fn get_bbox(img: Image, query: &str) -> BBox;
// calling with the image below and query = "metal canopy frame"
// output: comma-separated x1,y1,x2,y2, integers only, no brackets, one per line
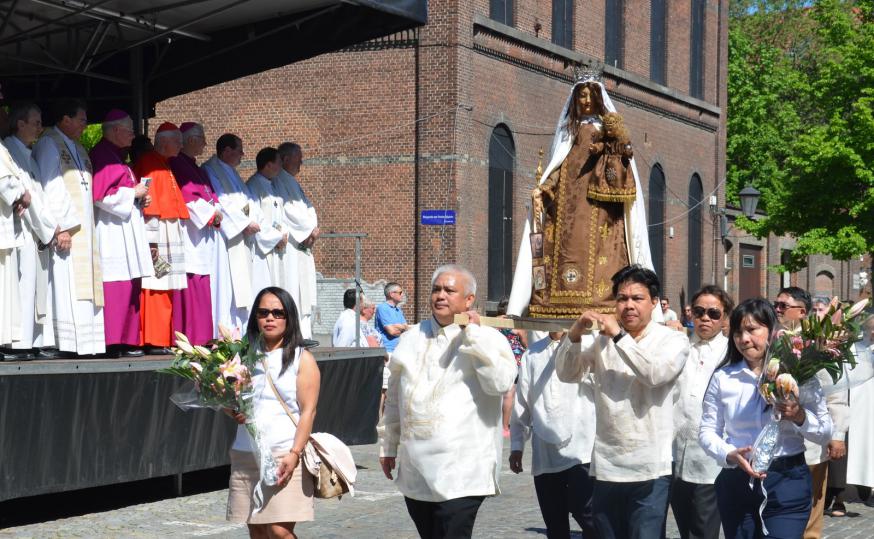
0,0,427,123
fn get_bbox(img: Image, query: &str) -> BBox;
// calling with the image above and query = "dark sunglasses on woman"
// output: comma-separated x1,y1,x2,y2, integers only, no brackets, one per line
255,308,287,319
691,306,723,320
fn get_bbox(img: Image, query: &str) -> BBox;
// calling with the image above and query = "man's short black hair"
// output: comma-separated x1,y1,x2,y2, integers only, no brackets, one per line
256,147,279,170
778,286,811,312
691,284,735,314
343,289,357,309
215,133,240,156
52,98,86,125
611,265,660,299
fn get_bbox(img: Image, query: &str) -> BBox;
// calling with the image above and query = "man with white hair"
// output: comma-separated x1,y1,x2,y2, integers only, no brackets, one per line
89,109,153,357
133,122,189,354
169,122,221,345
274,142,319,337
379,264,517,538
33,98,104,356
2,102,58,359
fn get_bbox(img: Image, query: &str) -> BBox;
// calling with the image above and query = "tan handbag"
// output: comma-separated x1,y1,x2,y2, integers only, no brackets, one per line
262,359,353,499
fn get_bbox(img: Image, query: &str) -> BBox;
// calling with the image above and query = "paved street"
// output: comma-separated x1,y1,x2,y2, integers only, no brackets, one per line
3,442,873,538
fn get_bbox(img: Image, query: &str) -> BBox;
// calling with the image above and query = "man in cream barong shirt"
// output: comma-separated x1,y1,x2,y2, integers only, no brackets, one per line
670,285,733,539
379,264,517,539
556,265,689,539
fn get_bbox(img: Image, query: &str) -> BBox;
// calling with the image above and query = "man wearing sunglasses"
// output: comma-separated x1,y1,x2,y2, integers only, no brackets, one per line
670,285,733,539
773,286,811,326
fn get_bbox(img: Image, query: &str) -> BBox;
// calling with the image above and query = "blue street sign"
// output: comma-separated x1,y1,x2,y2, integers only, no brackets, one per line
421,209,456,225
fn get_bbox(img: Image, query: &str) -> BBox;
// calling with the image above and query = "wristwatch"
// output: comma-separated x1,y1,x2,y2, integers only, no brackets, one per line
612,330,627,344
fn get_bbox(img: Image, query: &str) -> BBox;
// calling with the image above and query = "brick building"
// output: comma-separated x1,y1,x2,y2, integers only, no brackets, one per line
153,0,868,332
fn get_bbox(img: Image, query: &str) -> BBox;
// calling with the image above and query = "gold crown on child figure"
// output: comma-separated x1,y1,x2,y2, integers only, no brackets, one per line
573,65,604,85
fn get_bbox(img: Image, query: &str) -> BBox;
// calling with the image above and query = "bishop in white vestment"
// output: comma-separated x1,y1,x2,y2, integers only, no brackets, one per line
33,100,105,355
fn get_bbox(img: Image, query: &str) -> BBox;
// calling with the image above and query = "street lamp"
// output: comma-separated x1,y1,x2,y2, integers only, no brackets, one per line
738,185,761,219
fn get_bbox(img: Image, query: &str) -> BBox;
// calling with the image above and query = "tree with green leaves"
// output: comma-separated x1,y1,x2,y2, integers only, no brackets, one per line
727,0,873,271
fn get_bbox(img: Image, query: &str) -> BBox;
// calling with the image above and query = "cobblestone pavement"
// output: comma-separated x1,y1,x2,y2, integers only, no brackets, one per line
4,443,873,538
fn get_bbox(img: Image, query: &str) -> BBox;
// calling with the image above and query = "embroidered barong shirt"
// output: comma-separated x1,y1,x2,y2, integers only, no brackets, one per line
511,335,596,476
672,332,727,484
379,318,517,502
555,320,689,482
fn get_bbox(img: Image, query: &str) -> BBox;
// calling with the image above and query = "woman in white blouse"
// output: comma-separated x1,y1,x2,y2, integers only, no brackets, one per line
699,298,832,538
226,286,321,539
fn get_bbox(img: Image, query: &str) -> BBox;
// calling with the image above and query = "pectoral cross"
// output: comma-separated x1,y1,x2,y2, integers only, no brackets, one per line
80,176,90,191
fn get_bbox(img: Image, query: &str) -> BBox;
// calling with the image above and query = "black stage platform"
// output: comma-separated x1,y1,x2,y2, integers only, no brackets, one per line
0,347,384,502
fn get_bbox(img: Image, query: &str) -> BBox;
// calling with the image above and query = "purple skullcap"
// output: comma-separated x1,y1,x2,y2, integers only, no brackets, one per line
179,122,199,133
104,109,129,122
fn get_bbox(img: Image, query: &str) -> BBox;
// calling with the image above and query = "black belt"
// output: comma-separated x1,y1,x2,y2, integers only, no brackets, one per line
768,453,806,472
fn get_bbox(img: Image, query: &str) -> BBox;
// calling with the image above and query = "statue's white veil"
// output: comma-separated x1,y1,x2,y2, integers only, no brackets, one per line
506,78,664,322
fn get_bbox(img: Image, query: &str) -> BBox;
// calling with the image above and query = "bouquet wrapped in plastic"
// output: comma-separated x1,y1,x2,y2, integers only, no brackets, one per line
751,298,870,472
159,325,278,512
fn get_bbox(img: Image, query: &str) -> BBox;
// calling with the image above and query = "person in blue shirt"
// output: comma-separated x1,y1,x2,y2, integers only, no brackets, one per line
376,282,408,354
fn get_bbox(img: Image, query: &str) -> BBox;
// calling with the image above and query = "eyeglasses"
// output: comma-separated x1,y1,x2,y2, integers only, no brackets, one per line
255,308,287,319
772,301,804,312
691,306,723,321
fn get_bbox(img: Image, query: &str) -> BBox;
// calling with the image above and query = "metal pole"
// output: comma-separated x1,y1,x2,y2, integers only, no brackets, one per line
354,236,362,347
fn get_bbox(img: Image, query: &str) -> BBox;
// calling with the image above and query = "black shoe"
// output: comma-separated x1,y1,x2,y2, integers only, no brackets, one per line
144,346,173,356
36,348,67,359
122,347,145,357
0,348,36,361
301,339,320,349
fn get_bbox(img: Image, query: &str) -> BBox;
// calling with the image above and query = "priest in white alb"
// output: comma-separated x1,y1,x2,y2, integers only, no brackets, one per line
33,98,105,356
3,103,58,359
246,147,287,291
90,109,153,357
0,120,28,353
275,142,319,338
379,264,517,538
202,133,261,332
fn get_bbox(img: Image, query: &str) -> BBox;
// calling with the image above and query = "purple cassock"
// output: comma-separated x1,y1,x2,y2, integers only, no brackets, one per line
90,138,143,347
169,151,218,345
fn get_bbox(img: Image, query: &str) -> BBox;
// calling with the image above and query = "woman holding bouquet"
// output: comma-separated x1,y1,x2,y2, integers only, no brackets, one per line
226,287,321,538
699,298,832,538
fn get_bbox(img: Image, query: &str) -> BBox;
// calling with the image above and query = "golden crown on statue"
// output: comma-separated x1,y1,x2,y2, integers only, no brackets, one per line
573,65,604,84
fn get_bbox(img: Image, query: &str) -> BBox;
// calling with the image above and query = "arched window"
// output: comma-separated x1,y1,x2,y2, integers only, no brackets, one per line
650,0,667,85
815,271,835,297
688,174,703,295
689,0,705,98
648,164,666,286
490,0,513,26
605,0,624,68
552,0,573,48
488,125,515,302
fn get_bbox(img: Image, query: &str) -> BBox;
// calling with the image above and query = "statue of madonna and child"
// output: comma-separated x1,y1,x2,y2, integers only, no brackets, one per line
506,68,662,320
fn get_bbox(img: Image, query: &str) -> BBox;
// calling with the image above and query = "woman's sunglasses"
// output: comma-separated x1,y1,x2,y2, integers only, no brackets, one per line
256,308,287,319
